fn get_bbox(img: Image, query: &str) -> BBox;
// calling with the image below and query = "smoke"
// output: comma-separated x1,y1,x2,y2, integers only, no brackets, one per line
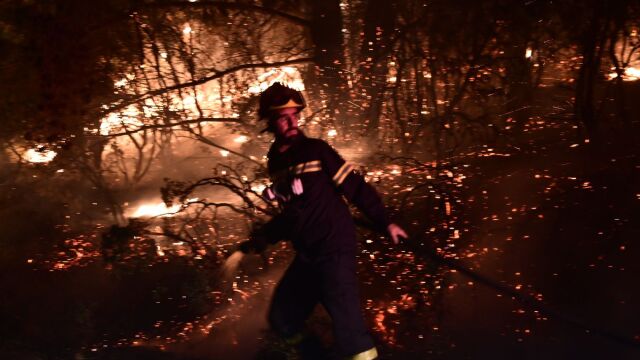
221,250,245,282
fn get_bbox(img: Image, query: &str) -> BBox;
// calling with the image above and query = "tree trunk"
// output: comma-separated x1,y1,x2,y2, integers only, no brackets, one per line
574,4,607,140
503,32,533,133
360,0,396,136
307,0,348,132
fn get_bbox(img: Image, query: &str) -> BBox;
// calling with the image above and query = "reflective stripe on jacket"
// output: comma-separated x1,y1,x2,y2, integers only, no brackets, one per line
261,134,390,255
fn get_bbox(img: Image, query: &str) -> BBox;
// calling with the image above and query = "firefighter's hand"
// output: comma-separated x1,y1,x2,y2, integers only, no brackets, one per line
261,186,276,201
387,223,408,244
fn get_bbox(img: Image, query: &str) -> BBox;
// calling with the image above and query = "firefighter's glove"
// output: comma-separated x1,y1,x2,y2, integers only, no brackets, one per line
238,240,254,254
262,178,302,202
238,234,268,254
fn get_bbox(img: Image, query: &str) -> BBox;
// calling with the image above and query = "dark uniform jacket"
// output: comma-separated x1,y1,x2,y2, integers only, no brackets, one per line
259,133,390,256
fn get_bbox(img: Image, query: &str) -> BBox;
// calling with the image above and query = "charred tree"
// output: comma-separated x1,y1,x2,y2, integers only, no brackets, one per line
307,0,349,131
500,2,536,133
573,2,609,140
359,0,397,136
606,0,638,131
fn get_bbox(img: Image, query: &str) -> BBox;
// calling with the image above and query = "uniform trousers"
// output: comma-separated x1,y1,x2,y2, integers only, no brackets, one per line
268,251,375,357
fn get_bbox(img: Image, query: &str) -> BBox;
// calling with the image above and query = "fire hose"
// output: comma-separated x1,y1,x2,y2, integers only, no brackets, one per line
395,232,640,350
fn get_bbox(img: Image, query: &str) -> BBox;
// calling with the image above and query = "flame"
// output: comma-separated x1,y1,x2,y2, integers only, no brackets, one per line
247,66,305,94
93,27,308,186
129,198,199,218
99,64,305,137
114,78,128,88
251,184,267,193
99,105,145,136
24,146,57,163
233,135,248,143
609,66,640,81
131,202,181,218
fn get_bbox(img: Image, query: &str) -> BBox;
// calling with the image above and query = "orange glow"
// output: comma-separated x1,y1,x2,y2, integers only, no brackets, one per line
130,202,181,218
128,198,199,218
99,105,145,136
247,67,305,94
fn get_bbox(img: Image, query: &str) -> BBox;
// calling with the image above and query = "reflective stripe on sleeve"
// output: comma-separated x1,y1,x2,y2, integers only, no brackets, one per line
347,347,378,360
332,162,354,186
291,160,322,175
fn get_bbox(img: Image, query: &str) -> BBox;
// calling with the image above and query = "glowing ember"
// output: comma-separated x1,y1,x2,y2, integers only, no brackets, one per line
47,231,103,271
220,150,230,157
24,146,57,163
327,129,338,137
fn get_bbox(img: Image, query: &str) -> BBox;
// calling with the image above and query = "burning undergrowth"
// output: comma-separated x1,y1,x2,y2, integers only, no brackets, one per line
352,156,474,350
96,155,474,355
12,149,470,357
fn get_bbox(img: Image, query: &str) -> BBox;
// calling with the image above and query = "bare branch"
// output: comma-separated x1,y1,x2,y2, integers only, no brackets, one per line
105,117,243,137
140,1,311,27
184,127,264,166
102,57,316,115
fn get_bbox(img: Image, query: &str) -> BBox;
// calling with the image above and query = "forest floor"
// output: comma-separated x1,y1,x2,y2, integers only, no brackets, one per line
1,116,639,360
102,121,640,359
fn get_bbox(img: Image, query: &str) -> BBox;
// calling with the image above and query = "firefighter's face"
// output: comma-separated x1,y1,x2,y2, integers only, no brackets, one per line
273,107,300,138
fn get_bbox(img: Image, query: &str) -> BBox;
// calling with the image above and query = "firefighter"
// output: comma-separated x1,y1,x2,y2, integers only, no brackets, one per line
240,82,407,359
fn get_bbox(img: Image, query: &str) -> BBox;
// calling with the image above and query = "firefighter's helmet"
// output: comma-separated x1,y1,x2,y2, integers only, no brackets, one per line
258,82,306,121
